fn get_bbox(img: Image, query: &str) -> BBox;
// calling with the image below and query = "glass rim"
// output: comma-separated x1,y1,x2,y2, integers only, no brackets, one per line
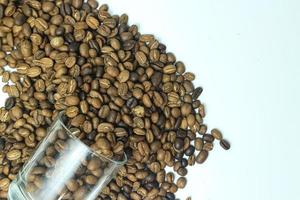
55,111,127,166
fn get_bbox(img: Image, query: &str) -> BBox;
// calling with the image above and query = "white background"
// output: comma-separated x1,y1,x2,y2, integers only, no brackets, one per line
1,0,300,199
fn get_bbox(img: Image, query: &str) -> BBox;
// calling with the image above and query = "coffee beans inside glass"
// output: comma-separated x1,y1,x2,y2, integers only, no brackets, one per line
8,112,127,200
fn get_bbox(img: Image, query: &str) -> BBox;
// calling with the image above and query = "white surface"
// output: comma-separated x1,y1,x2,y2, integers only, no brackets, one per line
1,0,300,199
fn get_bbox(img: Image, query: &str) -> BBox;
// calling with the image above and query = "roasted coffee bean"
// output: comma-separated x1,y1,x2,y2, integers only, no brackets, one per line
177,167,188,176
203,142,214,151
211,128,223,140
65,96,80,106
0,138,5,151
194,138,203,151
203,134,214,143
192,87,203,100
7,149,21,161
196,150,209,164
185,145,195,156
174,138,184,151
5,97,15,110
66,179,79,192
220,139,231,150
176,177,187,189
181,158,188,168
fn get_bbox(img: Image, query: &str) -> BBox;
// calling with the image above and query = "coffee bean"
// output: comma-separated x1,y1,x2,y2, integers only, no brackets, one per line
203,134,214,143
135,51,147,66
177,167,188,176
10,106,23,120
5,97,15,110
196,150,208,164
192,87,203,100
181,158,188,168
220,139,231,150
174,138,184,152
0,138,5,151
97,123,114,133
27,67,41,78
194,138,203,151
87,158,101,171
73,186,87,200
20,39,32,57
176,177,187,189
166,192,175,200
96,138,111,150
35,18,48,32
85,175,98,185
66,179,79,192
86,15,99,30
185,146,195,156
0,178,10,190
211,128,223,140
42,2,55,13
163,65,176,74
66,106,79,118
7,149,21,161
15,12,26,25
118,70,130,83
203,142,214,151
65,96,80,106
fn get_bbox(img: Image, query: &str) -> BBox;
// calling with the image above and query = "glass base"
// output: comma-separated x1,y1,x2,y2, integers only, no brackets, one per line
8,179,31,200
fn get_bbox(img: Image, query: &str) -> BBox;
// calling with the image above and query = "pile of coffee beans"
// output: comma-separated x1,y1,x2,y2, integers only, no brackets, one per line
0,0,230,199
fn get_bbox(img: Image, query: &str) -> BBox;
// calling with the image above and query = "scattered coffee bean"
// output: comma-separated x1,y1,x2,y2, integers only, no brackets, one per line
220,139,231,150
5,97,15,110
196,150,209,164
211,128,223,140
176,177,187,189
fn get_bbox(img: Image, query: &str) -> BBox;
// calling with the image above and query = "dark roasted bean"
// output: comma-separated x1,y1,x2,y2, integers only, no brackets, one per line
220,139,231,150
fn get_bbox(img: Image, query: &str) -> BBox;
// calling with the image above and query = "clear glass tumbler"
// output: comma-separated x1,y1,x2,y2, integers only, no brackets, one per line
8,112,127,200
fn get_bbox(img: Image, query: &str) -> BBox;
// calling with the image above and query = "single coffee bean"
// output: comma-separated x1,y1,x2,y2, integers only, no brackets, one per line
203,142,214,151
65,95,80,106
194,138,203,151
5,97,15,109
0,178,10,190
196,150,209,164
73,186,87,200
66,179,79,192
0,138,5,151
181,158,188,168
166,192,175,200
65,106,79,118
14,12,26,25
203,134,214,143
211,128,223,140
192,87,203,100
85,175,98,185
174,138,184,151
27,67,41,78
135,51,147,66
96,137,111,150
176,177,187,189
6,149,21,161
185,145,195,156
220,139,231,150
177,167,188,176
72,0,83,9
163,65,176,74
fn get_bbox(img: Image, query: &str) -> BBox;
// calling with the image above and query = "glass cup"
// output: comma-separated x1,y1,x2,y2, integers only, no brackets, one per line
8,112,127,200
